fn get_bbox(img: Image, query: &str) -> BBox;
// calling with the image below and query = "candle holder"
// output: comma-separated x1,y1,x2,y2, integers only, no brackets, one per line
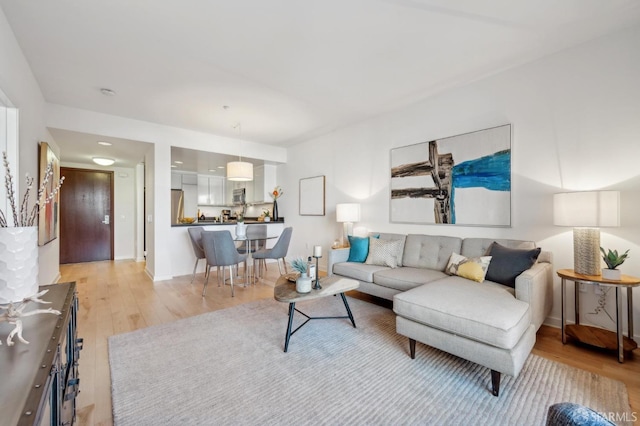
312,255,322,289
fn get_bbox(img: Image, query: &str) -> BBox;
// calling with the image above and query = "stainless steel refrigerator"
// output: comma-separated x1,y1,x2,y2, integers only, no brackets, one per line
171,189,184,225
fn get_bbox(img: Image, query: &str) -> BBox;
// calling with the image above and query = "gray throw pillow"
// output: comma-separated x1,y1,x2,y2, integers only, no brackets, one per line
485,242,541,288
365,238,403,268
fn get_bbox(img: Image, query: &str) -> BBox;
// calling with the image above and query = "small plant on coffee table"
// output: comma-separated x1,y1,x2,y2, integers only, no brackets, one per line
290,257,308,277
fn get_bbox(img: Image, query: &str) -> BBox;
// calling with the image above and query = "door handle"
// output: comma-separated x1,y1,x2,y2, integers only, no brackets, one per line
102,215,110,224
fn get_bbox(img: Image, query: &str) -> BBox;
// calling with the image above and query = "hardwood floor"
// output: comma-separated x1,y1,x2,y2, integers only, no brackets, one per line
60,260,640,426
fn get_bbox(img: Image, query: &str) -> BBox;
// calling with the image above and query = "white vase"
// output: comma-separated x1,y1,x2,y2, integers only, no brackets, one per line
296,273,312,293
602,268,621,281
235,223,247,238
0,227,39,304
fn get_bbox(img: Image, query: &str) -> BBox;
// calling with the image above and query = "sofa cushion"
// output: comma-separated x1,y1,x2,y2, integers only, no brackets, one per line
374,267,447,292
393,277,530,349
485,242,542,288
332,262,389,283
373,233,407,266
402,234,462,271
461,238,535,259
347,235,371,263
445,252,492,283
365,238,403,268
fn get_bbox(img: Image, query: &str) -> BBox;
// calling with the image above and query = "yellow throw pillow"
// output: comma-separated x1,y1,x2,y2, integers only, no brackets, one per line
445,252,492,283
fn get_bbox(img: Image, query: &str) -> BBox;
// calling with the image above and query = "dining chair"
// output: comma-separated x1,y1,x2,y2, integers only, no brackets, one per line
202,230,247,297
252,227,293,276
187,227,207,283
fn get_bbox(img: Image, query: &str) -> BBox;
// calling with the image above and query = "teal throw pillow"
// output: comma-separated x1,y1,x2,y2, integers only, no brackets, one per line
347,236,370,263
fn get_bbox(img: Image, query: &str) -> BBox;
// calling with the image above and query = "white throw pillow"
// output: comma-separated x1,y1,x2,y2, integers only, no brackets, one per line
365,238,403,268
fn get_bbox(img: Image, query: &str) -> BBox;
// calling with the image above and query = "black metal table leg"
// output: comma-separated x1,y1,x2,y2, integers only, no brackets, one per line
284,302,296,353
340,293,356,328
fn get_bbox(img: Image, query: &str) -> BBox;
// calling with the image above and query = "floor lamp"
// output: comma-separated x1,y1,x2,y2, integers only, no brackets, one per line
553,191,620,276
336,203,361,247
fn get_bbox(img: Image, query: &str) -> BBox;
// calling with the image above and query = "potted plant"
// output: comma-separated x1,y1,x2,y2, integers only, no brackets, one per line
600,247,630,280
290,257,311,293
263,209,271,222
235,213,247,238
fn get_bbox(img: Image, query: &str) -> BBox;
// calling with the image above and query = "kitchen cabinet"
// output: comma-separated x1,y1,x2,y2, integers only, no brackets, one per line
172,172,198,189
198,175,227,206
171,172,182,189
252,164,277,203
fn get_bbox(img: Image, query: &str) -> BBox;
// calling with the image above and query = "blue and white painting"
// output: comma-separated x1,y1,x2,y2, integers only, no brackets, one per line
390,124,511,227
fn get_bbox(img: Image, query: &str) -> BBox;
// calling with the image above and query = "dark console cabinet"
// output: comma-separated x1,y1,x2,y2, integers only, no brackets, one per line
0,282,82,426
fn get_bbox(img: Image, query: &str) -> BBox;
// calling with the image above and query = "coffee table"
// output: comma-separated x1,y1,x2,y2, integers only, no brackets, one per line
274,275,359,352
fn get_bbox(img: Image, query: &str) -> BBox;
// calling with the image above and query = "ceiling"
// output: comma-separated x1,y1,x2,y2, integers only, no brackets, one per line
3,1,640,167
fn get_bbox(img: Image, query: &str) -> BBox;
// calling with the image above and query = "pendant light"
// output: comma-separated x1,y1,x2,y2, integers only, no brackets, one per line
227,123,253,181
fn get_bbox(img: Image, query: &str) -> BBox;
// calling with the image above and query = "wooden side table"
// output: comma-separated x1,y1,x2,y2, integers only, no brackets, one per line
557,268,640,362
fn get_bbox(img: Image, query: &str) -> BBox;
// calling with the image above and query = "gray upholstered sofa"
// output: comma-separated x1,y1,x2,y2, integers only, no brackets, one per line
327,232,553,396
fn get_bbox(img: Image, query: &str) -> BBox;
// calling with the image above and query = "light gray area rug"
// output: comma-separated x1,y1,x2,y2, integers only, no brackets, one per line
109,296,632,425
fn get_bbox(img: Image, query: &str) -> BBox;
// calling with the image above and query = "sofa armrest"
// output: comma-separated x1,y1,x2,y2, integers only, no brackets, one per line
515,259,553,331
327,248,350,276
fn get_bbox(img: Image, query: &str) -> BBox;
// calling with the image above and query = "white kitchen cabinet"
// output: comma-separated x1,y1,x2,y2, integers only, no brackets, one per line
252,164,277,203
182,184,198,217
198,175,227,205
171,172,182,189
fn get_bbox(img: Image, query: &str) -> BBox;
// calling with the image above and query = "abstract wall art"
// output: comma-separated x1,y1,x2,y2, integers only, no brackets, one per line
390,124,511,227
38,141,61,245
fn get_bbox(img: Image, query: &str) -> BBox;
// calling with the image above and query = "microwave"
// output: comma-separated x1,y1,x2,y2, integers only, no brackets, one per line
232,188,246,205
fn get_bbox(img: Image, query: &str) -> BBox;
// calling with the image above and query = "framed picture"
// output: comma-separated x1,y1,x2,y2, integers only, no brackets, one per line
299,175,325,216
390,124,511,227
38,142,61,245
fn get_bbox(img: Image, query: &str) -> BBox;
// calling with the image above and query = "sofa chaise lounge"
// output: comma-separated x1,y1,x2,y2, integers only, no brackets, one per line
327,232,553,396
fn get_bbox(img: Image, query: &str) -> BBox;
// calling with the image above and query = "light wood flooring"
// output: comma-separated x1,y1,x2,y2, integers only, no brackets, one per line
60,260,640,426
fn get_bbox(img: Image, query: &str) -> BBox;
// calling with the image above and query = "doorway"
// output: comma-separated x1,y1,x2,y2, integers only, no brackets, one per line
60,167,114,263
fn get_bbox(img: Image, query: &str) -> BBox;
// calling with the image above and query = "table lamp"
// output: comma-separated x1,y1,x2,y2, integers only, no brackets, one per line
553,191,620,276
336,203,361,247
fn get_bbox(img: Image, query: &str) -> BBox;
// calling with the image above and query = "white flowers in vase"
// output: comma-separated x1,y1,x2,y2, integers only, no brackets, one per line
1,151,65,228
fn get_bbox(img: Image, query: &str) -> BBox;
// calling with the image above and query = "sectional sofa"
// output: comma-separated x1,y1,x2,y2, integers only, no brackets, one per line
327,232,553,396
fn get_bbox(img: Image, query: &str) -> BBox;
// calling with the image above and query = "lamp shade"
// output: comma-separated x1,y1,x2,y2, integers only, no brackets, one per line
336,203,361,223
553,191,620,227
227,161,253,181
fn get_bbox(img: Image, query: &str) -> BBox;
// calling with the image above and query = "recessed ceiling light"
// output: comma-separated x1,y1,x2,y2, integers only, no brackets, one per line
97,141,112,146
174,160,183,164
100,88,116,96
93,157,115,166
208,169,216,173
217,166,225,169
171,165,177,168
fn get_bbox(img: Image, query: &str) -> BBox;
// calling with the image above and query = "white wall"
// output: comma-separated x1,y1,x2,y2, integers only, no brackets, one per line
0,8,61,284
280,25,640,333
60,162,138,260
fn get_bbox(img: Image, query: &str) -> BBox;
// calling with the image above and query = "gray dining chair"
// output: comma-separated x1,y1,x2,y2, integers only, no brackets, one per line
187,227,207,283
252,227,293,276
202,230,247,297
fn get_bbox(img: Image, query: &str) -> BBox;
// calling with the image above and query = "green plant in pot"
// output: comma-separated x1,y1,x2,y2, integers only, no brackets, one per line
290,257,311,293
600,247,630,280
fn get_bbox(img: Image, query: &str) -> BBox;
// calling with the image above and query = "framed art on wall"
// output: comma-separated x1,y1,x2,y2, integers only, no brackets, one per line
38,141,61,245
390,124,511,227
299,175,325,216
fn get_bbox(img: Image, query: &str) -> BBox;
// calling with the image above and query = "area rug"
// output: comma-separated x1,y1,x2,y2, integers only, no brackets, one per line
109,296,632,425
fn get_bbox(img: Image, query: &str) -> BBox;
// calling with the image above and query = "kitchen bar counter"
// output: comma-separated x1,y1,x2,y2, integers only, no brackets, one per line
171,219,285,227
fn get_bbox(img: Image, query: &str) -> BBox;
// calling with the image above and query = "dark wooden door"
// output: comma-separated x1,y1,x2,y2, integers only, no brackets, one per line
60,168,114,263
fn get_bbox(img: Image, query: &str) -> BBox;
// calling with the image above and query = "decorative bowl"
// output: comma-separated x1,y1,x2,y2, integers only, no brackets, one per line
180,217,196,224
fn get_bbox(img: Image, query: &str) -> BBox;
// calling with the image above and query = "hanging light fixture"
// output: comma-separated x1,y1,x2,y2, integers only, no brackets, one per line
227,123,253,181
